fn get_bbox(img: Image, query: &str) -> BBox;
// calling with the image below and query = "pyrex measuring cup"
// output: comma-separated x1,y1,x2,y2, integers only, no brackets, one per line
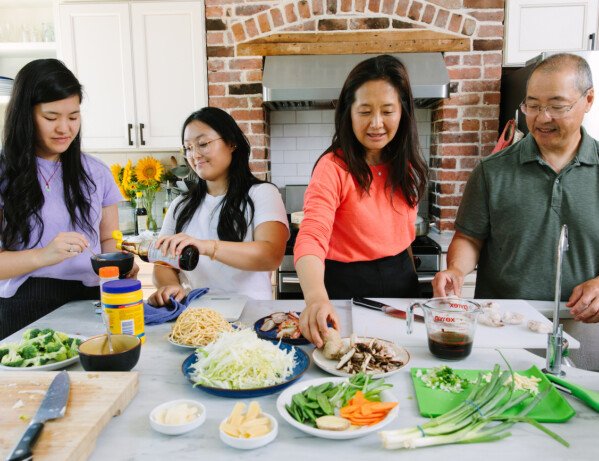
407,298,482,360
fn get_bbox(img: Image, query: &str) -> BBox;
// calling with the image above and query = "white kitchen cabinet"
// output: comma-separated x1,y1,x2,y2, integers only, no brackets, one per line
504,0,599,66
58,1,207,151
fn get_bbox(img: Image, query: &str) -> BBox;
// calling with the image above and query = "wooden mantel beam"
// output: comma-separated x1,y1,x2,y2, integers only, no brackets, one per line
237,30,470,56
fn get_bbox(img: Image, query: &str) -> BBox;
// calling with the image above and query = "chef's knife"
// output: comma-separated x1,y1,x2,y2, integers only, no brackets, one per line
351,297,425,322
7,370,70,461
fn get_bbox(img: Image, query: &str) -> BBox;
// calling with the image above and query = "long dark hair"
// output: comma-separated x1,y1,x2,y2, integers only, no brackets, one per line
174,107,265,241
321,54,427,208
0,59,96,250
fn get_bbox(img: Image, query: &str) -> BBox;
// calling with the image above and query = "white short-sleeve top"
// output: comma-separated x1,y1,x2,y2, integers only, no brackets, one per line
160,183,289,300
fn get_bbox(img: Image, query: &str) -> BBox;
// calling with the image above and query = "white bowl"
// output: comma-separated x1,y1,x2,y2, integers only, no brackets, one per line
219,412,278,450
149,399,206,435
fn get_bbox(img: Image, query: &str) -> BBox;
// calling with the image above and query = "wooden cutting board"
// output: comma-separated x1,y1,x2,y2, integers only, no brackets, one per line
0,371,138,461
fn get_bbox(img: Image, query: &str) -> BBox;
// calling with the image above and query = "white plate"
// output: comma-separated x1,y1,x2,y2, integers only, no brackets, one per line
312,337,410,378
0,334,86,371
276,377,398,440
167,336,199,349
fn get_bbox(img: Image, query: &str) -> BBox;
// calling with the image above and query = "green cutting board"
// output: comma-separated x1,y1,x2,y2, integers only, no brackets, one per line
410,365,575,423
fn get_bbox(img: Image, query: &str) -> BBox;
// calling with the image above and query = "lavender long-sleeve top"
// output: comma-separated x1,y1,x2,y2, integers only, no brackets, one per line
0,154,123,298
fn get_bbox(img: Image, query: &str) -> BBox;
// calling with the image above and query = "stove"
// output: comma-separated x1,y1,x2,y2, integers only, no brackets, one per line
276,222,442,299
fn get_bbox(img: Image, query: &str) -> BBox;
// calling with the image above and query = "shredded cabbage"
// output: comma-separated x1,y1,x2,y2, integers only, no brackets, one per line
189,329,296,389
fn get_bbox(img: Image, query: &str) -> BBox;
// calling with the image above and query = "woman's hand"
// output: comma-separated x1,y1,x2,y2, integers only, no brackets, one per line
148,284,186,306
155,233,214,258
299,300,339,348
40,232,89,266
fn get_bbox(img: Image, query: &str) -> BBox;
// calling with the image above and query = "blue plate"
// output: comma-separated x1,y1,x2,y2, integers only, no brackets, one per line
254,312,310,345
181,342,310,398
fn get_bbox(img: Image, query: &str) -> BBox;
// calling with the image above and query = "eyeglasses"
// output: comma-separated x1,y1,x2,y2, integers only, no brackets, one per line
519,88,592,119
183,137,222,156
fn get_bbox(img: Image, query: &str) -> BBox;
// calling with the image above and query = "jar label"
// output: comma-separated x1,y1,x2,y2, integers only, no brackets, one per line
103,301,145,343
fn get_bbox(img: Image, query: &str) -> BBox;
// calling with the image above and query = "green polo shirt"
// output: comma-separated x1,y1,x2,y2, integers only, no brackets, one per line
455,128,599,301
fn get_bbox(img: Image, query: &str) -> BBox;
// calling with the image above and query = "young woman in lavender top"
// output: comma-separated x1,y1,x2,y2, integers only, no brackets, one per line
0,59,138,339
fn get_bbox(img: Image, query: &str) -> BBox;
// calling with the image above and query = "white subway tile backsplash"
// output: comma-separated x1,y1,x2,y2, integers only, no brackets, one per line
270,125,284,137
271,163,298,177
284,150,312,164
270,137,297,150
284,124,311,137
270,150,285,163
321,110,335,123
296,111,322,123
302,137,332,149
283,176,310,185
297,163,314,176
309,123,335,137
270,111,296,124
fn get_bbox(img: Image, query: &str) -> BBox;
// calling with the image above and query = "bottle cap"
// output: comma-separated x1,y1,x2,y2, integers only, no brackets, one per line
103,279,142,293
99,266,119,278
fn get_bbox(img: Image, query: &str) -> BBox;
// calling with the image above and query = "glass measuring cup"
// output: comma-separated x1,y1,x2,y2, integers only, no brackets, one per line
407,298,482,360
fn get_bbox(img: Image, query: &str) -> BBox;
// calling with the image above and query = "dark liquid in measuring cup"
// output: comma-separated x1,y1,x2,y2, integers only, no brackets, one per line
428,331,473,360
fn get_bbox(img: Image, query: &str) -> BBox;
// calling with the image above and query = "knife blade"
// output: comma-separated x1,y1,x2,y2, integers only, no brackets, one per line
7,370,70,461
351,297,425,322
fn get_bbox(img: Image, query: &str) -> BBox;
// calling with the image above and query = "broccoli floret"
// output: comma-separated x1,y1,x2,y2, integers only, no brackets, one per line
18,344,39,360
66,340,80,359
41,328,55,336
23,356,43,367
0,346,10,362
63,337,74,347
22,328,41,340
45,347,67,363
44,342,62,353
1,348,24,367
56,332,70,342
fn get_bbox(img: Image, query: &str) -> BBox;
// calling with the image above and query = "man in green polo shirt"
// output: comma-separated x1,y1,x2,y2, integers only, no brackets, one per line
433,53,598,326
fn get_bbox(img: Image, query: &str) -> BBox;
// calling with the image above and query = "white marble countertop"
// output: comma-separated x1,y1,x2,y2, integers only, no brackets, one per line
4,299,599,461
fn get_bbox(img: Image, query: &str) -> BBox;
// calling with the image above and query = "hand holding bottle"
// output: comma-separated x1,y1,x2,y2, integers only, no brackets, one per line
155,233,216,259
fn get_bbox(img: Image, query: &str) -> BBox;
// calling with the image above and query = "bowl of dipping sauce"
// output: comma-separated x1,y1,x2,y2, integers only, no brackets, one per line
150,399,206,435
90,252,134,278
78,334,141,371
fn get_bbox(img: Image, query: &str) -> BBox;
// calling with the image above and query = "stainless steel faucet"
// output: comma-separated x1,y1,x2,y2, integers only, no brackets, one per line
545,224,568,376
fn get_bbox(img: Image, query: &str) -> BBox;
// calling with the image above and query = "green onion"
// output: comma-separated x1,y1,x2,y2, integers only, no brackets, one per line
380,362,569,450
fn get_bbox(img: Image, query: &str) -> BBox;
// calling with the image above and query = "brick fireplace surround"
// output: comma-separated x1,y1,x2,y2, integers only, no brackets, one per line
204,0,505,232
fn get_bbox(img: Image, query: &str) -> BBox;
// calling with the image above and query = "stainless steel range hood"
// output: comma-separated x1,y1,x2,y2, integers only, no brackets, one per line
263,53,450,110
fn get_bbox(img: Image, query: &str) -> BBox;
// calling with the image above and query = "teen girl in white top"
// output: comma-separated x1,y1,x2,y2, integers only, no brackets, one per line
148,107,288,305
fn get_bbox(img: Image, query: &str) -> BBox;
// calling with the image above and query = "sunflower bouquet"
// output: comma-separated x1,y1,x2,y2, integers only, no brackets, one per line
111,156,166,231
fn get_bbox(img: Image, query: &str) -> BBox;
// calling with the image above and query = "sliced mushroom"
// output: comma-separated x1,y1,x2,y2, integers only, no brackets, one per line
336,347,356,369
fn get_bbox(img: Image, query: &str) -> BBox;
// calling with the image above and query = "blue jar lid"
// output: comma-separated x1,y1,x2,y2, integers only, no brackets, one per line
102,279,142,293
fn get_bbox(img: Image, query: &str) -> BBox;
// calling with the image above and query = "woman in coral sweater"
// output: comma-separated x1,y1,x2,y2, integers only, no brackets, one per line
295,55,428,347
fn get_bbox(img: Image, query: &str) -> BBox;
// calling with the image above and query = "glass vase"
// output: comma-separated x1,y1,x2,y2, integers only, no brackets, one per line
143,189,158,232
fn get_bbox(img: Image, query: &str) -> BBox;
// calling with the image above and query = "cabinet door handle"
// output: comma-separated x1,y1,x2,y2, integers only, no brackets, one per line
590,33,596,51
127,123,133,146
139,123,146,146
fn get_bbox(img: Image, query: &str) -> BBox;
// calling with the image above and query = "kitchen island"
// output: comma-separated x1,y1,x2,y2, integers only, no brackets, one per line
1,299,598,461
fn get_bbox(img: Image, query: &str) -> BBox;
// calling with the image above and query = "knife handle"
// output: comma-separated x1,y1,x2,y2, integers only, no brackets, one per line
351,297,384,310
7,422,43,461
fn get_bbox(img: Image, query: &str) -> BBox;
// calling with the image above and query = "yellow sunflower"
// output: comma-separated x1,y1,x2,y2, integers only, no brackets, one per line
122,160,134,191
110,163,122,185
135,156,164,186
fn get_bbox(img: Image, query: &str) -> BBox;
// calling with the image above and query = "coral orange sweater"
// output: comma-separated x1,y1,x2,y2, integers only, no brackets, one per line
294,152,417,264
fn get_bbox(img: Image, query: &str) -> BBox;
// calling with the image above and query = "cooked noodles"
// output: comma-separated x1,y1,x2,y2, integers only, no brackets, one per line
169,308,232,346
